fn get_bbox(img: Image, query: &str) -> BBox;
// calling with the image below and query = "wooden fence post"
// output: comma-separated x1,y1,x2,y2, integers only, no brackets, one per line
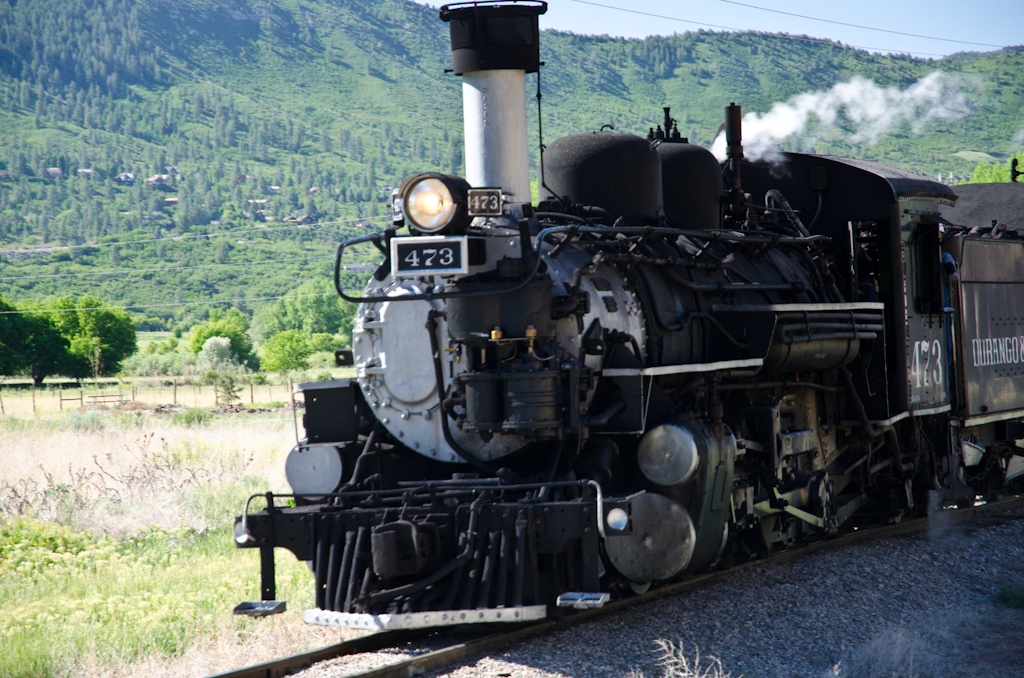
173,379,177,405
31,383,36,415
250,383,254,404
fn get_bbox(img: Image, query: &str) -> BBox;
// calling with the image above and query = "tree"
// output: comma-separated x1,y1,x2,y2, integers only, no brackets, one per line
309,333,344,353
195,336,239,372
72,295,137,377
261,330,313,377
969,152,1024,184
212,373,242,406
189,308,253,364
25,295,136,383
0,297,29,378
250,279,356,345
22,313,72,385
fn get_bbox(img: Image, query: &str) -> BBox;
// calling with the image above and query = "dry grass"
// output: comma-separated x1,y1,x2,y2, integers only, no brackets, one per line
628,641,732,678
825,609,1024,678
0,412,292,534
0,409,369,678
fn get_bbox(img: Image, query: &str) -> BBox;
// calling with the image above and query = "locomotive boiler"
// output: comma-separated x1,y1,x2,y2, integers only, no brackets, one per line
234,0,1024,628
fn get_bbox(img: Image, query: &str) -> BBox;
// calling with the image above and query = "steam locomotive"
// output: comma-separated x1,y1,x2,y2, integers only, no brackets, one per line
233,1,1024,628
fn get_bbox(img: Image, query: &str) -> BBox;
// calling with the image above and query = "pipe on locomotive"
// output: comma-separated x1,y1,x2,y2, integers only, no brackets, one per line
440,1,547,202
725,102,744,220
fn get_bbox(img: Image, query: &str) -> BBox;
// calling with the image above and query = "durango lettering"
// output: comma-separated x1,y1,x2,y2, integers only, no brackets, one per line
972,335,1024,367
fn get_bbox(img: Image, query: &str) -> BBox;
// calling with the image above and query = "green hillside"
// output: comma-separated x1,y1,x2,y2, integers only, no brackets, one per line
1,0,1022,329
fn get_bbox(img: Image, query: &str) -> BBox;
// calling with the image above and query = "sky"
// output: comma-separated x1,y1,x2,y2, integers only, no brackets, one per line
431,0,1024,58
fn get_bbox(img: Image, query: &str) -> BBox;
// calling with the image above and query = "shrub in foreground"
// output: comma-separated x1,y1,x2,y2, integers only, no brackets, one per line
995,583,1024,609
171,408,211,427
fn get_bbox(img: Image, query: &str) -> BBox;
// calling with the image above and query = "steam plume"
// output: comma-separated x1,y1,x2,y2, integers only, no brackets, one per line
710,72,974,163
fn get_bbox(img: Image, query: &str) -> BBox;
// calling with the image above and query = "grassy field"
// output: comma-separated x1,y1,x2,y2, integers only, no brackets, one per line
0,409,367,678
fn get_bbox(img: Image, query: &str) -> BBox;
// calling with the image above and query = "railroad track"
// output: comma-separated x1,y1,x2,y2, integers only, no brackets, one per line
208,496,1024,678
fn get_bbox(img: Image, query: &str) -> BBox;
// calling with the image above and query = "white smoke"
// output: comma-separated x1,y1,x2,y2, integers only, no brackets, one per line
710,72,974,164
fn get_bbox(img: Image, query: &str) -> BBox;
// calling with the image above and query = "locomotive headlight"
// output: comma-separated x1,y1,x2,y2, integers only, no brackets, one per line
399,173,471,235
407,178,454,230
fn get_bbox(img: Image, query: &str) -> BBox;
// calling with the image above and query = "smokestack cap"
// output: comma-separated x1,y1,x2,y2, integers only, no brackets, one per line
440,1,547,76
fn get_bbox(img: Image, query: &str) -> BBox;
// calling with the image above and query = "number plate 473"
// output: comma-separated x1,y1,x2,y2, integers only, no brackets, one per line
391,236,469,277
467,188,502,217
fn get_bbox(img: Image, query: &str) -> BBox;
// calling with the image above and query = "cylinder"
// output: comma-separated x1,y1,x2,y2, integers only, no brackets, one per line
461,373,503,431
285,444,343,500
637,423,700,487
604,492,695,582
502,370,562,437
462,69,531,202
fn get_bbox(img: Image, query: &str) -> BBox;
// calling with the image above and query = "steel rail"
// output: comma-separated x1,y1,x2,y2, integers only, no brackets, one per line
207,495,1024,678
204,629,430,678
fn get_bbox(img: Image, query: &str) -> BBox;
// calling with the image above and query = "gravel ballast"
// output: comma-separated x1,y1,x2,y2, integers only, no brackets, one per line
297,508,1024,678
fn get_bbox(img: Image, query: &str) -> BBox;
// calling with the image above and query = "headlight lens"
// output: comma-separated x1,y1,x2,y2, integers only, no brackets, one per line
606,507,629,531
398,173,471,235
405,177,456,232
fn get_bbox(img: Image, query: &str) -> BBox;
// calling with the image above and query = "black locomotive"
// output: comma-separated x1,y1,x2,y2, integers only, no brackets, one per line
234,1,1024,628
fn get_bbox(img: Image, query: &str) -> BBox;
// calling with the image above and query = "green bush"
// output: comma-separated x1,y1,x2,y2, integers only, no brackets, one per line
57,410,107,432
309,333,344,353
995,583,1024,609
113,410,147,429
0,517,313,678
0,517,96,560
123,351,191,377
171,408,211,427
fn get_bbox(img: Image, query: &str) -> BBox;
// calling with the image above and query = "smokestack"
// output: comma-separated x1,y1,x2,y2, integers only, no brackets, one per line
440,2,547,204
724,102,744,219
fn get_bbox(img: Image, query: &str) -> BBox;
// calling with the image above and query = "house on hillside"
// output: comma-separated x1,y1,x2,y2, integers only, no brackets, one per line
308,186,321,194
46,167,63,180
115,172,136,185
0,170,10,181
146,174,171,189
164,165,180,175
235,174,248,183
284,214,316,225
77,168,95,178
262,185,280,195
164,197,179,206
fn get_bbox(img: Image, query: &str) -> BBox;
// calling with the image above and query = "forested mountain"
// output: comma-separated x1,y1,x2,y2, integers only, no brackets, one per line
0,0,1021,330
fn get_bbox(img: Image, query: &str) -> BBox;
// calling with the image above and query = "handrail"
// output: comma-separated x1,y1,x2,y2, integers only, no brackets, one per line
333,226,829,304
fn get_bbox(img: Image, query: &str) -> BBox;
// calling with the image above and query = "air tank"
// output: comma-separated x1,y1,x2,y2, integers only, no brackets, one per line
542,132,662,221
657,142,723,230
